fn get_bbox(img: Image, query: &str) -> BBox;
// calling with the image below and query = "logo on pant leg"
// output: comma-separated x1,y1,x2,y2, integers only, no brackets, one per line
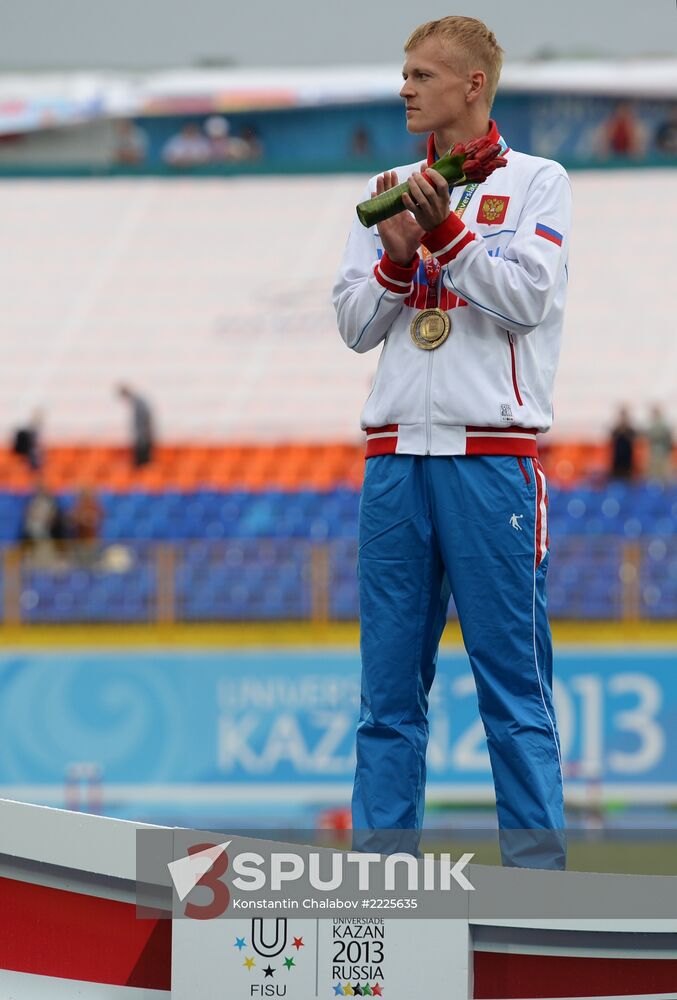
509,513,524,531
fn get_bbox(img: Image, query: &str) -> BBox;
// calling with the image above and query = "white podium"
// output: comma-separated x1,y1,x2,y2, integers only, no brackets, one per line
1,800,676,1000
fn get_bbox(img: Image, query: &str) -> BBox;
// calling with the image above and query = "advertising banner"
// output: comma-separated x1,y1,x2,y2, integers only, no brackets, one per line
0,650,675,811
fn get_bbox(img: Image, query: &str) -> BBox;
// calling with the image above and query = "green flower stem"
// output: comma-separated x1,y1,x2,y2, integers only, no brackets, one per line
356,153,467,228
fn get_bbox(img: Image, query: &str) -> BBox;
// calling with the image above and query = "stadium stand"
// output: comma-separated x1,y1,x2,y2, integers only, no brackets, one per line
2,478,676,623
1,169,675,627
0,171,675,445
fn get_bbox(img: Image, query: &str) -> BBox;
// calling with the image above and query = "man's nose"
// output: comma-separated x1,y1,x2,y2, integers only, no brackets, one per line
400,80,414,99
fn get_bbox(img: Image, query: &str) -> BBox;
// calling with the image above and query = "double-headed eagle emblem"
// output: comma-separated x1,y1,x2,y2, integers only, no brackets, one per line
480,196,506,222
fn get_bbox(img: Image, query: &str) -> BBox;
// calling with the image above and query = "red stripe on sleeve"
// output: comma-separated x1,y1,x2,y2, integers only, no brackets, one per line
421,214,476,264
421,214,462,250
437,229,475,264
373,252,419,294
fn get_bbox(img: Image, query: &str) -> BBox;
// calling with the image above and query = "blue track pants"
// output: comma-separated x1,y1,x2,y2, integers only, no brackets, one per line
352,454,565,868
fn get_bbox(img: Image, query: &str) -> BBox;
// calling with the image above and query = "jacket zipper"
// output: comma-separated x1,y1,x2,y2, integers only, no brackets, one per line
507,331,524,406
425,351,434,454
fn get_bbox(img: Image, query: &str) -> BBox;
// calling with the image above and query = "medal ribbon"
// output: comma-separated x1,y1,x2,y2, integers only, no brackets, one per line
421,133,507,307
421,182,478,307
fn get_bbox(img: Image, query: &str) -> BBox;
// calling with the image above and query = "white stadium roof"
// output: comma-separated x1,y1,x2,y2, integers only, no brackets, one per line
0,60,675,135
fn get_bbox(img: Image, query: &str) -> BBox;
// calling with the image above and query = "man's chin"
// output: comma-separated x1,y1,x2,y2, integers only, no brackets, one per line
406,121,428,135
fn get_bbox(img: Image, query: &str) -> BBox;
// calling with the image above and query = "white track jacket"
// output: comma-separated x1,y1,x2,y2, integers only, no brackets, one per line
332,122,571,459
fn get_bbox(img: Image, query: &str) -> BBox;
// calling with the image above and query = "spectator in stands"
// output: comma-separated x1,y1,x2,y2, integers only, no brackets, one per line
113,120,149,166
654,106,677,156
203,116,251,161
240,125,263,161
21,483,66,569
69,487,104,566
595,101,647,161
350,125,373,159
609,406,637,480
116,385,155,467
645,405,673,482
162,123,212,168
11,410,43,471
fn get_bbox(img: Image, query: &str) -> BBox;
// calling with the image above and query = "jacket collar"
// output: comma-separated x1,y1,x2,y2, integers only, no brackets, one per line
426,118,501,165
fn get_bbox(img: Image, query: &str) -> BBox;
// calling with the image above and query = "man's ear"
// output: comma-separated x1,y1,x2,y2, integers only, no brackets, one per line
466,69,487,105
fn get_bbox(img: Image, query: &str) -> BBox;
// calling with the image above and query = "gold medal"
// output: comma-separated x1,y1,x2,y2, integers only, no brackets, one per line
409,183,474,350
410,307,451,350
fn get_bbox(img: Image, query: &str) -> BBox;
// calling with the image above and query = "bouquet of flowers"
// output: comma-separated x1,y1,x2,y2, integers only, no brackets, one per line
356,135,508,228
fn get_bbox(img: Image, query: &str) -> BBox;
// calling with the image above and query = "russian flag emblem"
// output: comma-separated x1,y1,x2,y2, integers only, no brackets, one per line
535,223,563,246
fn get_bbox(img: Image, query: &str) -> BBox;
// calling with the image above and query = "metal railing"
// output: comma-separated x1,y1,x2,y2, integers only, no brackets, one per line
1,537,675,625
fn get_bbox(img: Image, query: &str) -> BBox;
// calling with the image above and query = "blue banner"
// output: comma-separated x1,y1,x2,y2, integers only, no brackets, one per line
0,649,675,815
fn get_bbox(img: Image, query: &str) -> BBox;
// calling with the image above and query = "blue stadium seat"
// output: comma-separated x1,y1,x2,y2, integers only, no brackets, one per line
4,483,677,621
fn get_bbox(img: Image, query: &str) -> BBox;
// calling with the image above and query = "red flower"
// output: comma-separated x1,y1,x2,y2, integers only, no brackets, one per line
449,136,508,183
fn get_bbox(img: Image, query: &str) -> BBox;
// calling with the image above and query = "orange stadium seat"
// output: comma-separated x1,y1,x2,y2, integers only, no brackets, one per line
1,442,667,493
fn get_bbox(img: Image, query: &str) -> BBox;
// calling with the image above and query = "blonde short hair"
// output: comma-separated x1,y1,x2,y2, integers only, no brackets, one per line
404,16,504,109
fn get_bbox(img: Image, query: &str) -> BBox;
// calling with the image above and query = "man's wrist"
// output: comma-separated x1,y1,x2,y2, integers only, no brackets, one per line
421,214,475,265
374,251,420,294
386,251,419,266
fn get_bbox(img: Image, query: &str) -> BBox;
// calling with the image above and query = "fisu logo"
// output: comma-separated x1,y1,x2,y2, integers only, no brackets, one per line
251,917,288,957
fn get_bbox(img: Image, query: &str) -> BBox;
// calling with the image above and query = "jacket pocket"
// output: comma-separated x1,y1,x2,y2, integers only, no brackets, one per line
506,331,524,406
532,458,549,568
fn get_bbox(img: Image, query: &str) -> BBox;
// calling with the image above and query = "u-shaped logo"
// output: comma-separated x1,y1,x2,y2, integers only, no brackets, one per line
250,918,288,957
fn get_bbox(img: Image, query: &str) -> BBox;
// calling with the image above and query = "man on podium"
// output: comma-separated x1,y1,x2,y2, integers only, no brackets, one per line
333,16,571,869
